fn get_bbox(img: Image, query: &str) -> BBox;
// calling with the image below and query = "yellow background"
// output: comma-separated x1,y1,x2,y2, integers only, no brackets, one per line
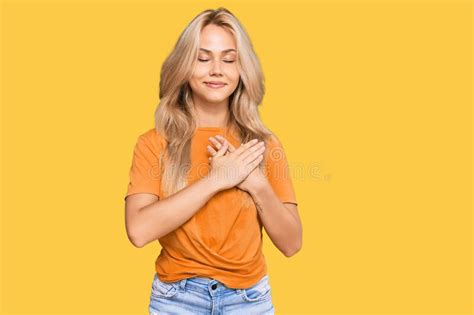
1,0,471,314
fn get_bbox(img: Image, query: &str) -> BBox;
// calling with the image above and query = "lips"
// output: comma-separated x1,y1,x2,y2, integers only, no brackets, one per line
204,82,226,88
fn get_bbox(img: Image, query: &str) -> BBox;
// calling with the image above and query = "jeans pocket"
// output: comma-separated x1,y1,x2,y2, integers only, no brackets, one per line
151,274,179,299
241,275,272,302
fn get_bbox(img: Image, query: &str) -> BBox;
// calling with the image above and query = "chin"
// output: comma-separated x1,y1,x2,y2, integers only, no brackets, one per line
200,93,228,101
206,97,228,104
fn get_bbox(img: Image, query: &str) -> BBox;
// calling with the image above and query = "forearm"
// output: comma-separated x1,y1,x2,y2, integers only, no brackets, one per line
249,180,302,257
132,176,221,247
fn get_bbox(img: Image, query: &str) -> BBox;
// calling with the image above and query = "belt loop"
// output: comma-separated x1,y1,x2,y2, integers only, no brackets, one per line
179,278,187,292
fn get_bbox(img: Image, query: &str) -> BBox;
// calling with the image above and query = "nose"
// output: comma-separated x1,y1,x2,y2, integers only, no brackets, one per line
209,60,222,76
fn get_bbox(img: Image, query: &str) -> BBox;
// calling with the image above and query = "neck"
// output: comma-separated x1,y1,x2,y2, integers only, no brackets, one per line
194,97,230,128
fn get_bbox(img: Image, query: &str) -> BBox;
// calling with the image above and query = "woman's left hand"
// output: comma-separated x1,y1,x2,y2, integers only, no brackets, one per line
207,135,268,194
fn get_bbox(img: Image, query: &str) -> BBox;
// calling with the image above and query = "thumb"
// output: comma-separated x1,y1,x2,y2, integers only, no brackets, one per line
213,140,229,158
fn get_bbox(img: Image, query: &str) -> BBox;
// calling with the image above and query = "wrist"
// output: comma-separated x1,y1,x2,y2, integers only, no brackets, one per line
248,178,269,199
201,174,224,194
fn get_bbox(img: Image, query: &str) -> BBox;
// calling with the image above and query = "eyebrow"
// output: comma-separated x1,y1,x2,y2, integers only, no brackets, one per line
199,48,237,54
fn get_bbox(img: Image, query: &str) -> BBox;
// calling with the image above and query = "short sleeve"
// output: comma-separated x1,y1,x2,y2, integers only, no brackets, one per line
124,129,163,201
263,135,298,205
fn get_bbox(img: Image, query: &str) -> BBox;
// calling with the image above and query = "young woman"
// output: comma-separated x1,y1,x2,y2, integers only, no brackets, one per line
124,7,302,314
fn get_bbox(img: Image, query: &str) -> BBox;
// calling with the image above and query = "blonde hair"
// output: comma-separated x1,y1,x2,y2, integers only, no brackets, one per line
155,7,274,197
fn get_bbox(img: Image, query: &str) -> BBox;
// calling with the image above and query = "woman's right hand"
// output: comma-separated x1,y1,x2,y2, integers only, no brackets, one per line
206,138,266,191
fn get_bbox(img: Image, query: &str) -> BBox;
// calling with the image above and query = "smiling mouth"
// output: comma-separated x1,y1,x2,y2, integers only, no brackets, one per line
204,82,226,89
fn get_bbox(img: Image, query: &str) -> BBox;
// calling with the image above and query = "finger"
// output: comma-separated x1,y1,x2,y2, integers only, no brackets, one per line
213,140,229,158
245,154,264,173
234,138,259,156
208,137,223,150
207,145,217,156
210,135,235,154
242,143,266,164
239,141,265,161
215,135,236,152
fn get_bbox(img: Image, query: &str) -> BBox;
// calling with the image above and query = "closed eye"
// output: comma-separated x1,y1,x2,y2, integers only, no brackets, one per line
198,59,235,63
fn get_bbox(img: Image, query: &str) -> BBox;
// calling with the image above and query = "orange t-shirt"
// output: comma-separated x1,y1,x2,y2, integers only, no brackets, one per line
124,126,298,289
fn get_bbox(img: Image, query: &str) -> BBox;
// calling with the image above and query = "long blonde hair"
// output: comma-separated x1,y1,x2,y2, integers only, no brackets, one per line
155,7,274,197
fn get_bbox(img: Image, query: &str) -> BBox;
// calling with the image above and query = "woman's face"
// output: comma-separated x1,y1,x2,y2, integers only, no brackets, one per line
189,24,240,106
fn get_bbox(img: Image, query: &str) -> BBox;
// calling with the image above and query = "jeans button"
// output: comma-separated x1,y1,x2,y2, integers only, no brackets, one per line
211,283,217,290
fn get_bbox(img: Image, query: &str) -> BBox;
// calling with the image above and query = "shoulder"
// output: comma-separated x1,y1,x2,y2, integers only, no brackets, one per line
135,127,166,153
265,132,285,152
264,132,288,164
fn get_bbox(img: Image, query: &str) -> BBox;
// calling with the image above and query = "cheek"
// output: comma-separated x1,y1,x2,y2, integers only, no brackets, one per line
228,70,240,86
189,70,207,90
191,65,208,79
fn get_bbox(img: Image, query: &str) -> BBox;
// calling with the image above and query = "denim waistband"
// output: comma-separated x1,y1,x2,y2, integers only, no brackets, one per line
185,276,214,285
172,274,269,297
173,276,234,297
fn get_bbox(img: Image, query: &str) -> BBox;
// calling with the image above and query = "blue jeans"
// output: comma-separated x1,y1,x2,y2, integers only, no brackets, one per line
148,273,275,314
